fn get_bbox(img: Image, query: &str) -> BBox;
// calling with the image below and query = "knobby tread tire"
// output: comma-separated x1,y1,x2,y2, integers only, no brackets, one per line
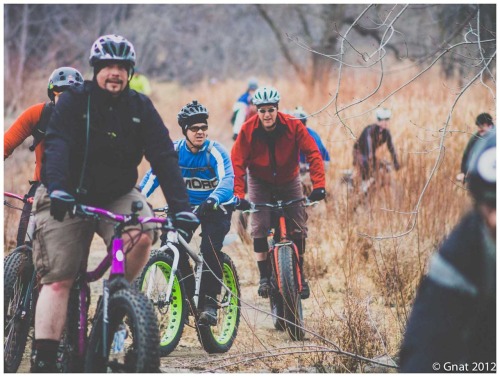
276,245,305,341
84,288,160,373
4,247,35,373
137,249,186,356
197,252,241,353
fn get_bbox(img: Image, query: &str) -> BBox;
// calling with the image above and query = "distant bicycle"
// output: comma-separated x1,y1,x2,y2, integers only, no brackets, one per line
137,206,241,355
243,197,316,341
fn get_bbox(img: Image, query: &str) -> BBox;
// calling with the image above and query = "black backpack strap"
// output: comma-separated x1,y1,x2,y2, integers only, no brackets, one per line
29,102,54,151
205,140,216,175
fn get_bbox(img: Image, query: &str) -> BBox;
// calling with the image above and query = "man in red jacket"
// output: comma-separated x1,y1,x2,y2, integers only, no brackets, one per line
231,86,326,299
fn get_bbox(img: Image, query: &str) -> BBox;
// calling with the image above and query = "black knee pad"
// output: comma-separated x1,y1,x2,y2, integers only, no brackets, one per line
253,237,268,253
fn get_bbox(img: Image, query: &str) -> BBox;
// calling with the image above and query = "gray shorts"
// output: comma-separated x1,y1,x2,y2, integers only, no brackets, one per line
247,175,308,239
32,185,157,284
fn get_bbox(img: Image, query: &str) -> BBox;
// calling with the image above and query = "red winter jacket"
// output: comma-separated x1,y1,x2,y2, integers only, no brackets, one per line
231,112,325,198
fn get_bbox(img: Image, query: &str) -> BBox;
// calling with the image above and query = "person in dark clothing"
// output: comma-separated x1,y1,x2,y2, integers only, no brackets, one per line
399,130,496,373
457,112,495,183
353,108,400,193
30,34,199,373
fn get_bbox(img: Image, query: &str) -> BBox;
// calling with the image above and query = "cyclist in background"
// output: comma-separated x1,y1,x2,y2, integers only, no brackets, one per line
399,130,496,372
352,108,400,193
293,106,330,169
4,66,84,246
292,106,330,196
30,34,198,372
140,100,237,326
231,86,326,299
129,67,152,95
231,77,258,140
457,112,495,183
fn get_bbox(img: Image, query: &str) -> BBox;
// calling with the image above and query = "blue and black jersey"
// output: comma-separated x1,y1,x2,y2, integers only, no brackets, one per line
140,138,237,206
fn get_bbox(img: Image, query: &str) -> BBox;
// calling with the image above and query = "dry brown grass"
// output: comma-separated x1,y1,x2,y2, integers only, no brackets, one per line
4,64,494,371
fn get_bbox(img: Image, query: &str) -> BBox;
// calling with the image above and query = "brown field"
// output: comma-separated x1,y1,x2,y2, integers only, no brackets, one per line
3,66,495,372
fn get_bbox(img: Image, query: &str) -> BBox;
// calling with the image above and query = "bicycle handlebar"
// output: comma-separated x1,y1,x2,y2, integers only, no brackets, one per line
245,197,317,212
74,204,174,230
4,192,32,204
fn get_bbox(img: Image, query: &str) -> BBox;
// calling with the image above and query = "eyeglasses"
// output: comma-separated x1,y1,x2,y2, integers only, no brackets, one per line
258,107,276,114
187,125,208,132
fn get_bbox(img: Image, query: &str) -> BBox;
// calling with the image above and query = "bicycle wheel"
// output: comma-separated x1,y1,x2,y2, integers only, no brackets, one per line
4,247,36,373
197,252,240,353
269,273,285,331
84,288,160,373
276,245,305,341
136,249,186,356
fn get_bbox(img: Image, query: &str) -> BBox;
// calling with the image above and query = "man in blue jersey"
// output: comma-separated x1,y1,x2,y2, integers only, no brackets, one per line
140,100,236,326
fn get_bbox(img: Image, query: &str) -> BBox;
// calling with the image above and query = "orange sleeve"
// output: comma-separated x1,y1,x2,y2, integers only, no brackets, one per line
4,103,44,159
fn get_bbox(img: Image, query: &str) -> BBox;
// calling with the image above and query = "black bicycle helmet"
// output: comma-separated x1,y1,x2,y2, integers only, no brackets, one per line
177,100,209,133
47,67,84,102
89,34,136,68
475,113,494,126
467,129,496,206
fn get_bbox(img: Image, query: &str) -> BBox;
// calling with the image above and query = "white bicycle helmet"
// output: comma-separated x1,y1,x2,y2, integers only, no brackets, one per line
89,34,136,67
467,129,496,205
252,86,280,106
376,108,392,121
293,106,308,125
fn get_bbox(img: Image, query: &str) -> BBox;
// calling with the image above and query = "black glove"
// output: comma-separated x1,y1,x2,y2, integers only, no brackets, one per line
235,197,251,211
49,190,76,222
308,187,326,202
173,211,200,243
197,197,218,217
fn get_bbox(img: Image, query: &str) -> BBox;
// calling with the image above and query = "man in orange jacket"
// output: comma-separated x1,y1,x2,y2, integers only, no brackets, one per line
231,86,326,299
4,66,84,245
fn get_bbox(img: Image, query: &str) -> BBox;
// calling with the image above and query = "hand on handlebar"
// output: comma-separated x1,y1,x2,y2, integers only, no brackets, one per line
235,197,252,211
49,190,76,222
197,197,218,217
308,187,326,202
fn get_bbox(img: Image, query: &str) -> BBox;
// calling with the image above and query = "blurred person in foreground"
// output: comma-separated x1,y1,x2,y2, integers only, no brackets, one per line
352,108,400,193
231,86,326,299
4,66,84,246
140,100,237,326
231,77,258,141
30,34,198,372
399,130,496,372
457,112,495,183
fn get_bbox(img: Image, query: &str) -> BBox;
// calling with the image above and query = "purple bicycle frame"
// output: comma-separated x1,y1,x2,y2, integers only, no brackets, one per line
73,204,170,361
